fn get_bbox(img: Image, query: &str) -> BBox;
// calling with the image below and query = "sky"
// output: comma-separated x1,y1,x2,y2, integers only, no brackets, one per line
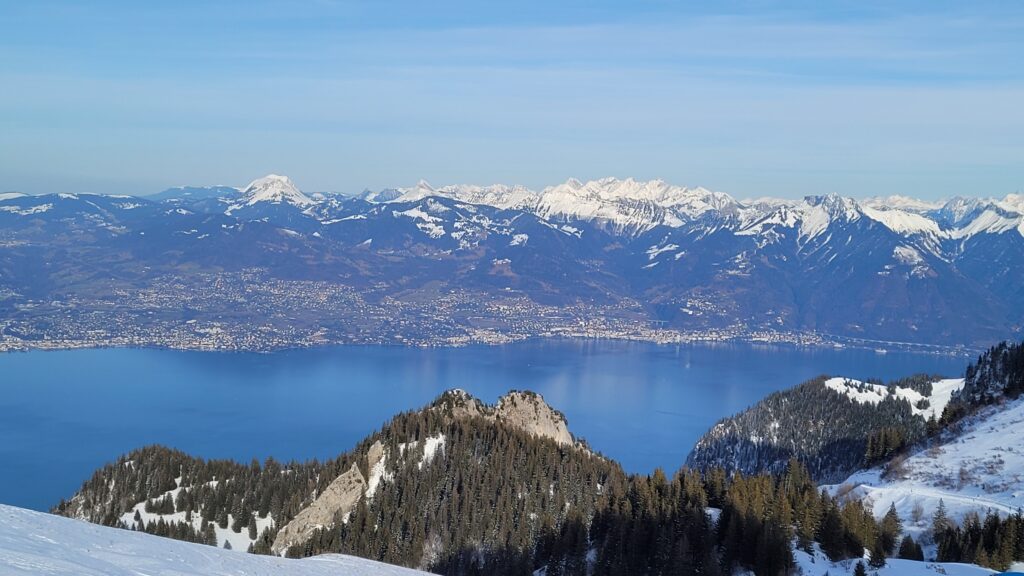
1,0,1022,199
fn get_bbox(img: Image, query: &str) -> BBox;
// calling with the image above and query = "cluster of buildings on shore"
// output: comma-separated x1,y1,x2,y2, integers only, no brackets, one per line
0,271,970,355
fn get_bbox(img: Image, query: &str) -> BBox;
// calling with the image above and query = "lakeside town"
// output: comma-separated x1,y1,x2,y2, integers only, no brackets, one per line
0,271,975,356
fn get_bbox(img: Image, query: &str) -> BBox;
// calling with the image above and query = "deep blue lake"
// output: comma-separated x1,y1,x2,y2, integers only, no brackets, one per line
0,340,969,511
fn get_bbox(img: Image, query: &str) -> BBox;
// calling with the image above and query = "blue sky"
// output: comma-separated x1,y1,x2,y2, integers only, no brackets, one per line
1,1,1022,199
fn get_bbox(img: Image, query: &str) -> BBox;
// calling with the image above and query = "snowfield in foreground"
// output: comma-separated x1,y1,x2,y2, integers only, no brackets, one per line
0,503,1002,576
0,504,429,576
828,396,1024,545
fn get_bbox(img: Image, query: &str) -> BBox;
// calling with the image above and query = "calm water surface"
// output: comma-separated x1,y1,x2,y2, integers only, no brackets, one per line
0,340,969,510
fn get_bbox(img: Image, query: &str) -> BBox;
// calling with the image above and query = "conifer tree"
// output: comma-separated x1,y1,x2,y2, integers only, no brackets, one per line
879,503,902,554
869,537,887,568
898,535,924,561
934,499,950,536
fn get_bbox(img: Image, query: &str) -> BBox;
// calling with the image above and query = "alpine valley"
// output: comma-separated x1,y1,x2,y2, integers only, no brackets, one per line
2,175,1022,353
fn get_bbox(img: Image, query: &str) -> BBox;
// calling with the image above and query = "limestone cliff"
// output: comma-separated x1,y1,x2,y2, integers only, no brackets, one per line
272,440,386,554
433,389,575,447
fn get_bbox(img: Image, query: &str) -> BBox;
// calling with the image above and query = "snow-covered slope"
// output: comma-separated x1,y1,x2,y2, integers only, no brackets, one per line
359,177,1024,246
373,177,739,234
164,172,1024,247
0,504,430,576
229,174,314,210
0,497,999,576
532,177,738,233
113,475,274,552
824,377,965,421
790,542,995,576
828,396,1024,545
687,375,968,484
374,180,538,212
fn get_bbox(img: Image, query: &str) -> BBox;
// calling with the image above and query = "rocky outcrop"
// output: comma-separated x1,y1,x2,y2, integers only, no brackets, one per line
494,391,573,446
433,389,485,420
273,391,575,555
433,389,574,447
271,440,386,555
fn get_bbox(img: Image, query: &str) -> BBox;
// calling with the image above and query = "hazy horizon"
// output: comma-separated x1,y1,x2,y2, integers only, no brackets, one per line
4,172,1022,203
3,1,1022,200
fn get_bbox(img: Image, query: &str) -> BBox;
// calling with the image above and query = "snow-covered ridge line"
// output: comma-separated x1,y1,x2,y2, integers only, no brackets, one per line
0,503,431,575
824,377,965,421
357,177,1024,242
9,173,1024,243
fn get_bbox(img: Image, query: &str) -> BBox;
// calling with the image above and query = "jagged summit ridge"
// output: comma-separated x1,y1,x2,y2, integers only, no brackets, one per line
356,176,1024,241
143,173,1024,242
432,389,575,447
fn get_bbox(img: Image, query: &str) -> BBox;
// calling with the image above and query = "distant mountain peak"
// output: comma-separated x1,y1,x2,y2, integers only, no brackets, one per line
237,174,313,207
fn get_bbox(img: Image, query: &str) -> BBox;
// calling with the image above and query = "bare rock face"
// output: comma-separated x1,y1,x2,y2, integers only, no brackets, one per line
271,440,387,555
366,440,386,474
432,389,485,420
493,391,573,447
433,389,574,447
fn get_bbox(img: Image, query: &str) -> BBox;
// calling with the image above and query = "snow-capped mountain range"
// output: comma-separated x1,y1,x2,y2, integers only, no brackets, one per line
212,174,1024,253
362,177,1024,249
1,174,1022,349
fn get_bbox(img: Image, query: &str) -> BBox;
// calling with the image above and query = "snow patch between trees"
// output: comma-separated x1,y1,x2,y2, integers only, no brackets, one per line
824,377,964,421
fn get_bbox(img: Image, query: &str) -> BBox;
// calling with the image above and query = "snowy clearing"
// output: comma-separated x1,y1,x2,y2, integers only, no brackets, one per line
827,397,1024,547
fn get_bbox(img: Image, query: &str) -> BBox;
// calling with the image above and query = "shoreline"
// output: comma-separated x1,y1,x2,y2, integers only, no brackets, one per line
0,329,982,357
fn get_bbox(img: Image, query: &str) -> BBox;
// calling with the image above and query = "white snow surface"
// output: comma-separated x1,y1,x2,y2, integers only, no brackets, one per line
357,177,1024,243
790,542,994,576
376,177,737,233
365,452,392,500
894,245,926,266
421,434,445,466
398,433,446,471
232,174,315,209
824,377,964,420
116,477,272,552
862,195,946,214
950,208,1023,239
392,206,446,238
0,192,26,201
0,504,996,576
645,243,680,259
827,396,1024,548
0,203,52,216
509,233,529,246
0,503,431,576
863,206,945,237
